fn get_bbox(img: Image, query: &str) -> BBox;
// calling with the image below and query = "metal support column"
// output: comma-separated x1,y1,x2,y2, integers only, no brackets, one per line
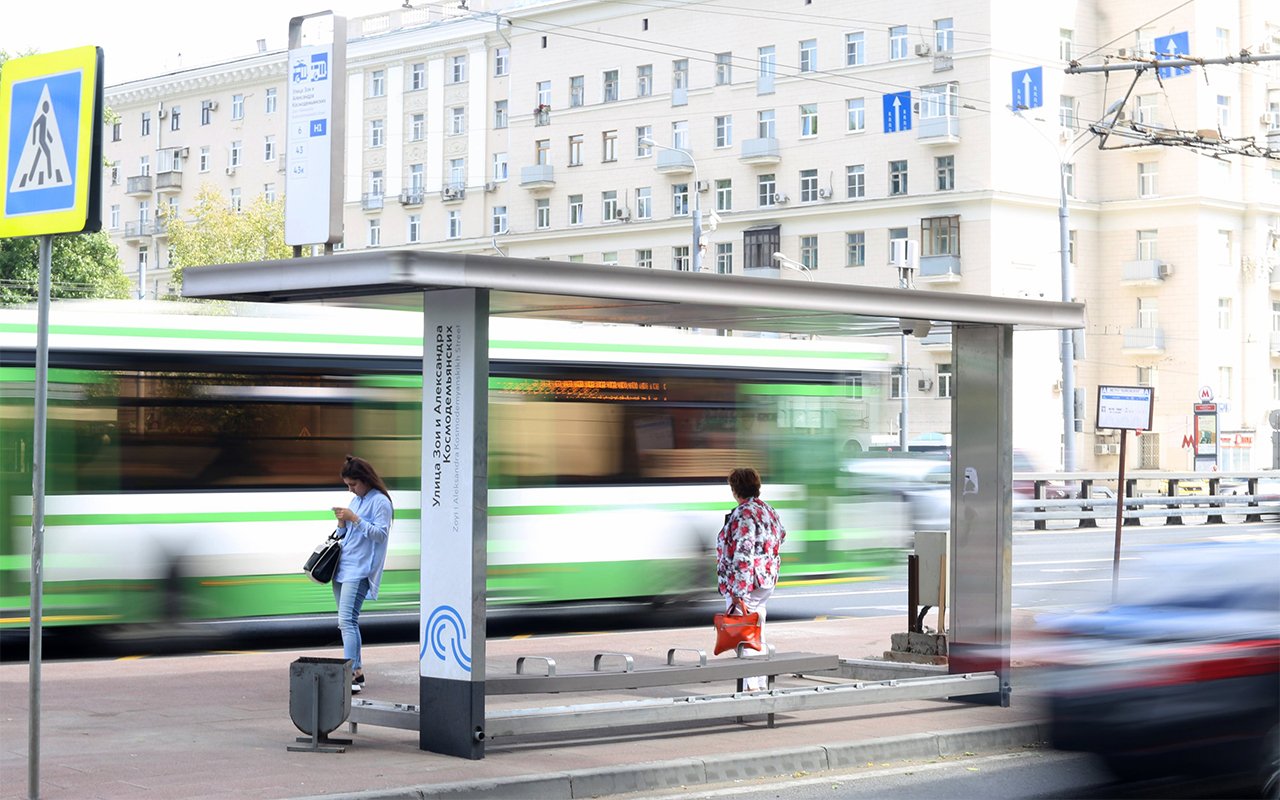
948,324,1013,706
419,288,489,759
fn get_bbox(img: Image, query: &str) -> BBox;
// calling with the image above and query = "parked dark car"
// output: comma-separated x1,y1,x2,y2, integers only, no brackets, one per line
1036,541,1280,796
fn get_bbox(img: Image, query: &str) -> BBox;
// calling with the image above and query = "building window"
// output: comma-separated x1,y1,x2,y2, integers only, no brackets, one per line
920,83,958,119
715,242,733,273
743,225,781,269
1137,229,1158,260
138,200,150,223
449,107,465,135
1217,95,1230,130
370,119,385,147
1218,297,1232,330
109,160,119,184
536,80,551,108
846,98,865,132
493,101,508,130
758,174,777,207
409,163,425,191
494,47,509,77
1060,29,1074,61
139,155,150,176
536,198,550,229
1138,162,1158,197
1059,95,1076,129
603,70,619,102
1273,369,1280,403
636,186,652,219
1138,296,1158,328
889,228,909,268
636,126,653,157
535,139,550,165
889,159,908,195
569,194,584,225
601,251,619,266
1135,94,1158,125
229,188,241,212
450,54,467,83
846,164,865,198
447,159,464,188
921,215,960,256
407,113,425,142
799,168,819,202
368,218,381,247
138,246,148,271
1063,162,1076,197
602,190,619,221
671,119,689,150
1068,229,1077,264
799,39,817,72
672,59,689,91
672,183,690,216
141,111,150,136
800,235,818,269
714,115,733,147
229,141,241,168
201,100,214,125
408,214,421,243
758,109,776,138
845,32,865,66
265,87,277,113
934,18,953,52
937,364,953,398
568,134,583,166
935,155,955,191
637,64,653,97
715,179,732,211
716,52,732,85
636,249,653,269
569,75,584,107
492,153,507,181
169,105,181,131
198,147,210,172
370,170,385,196
492,205,508,234
1215,27,1231,57
447,211,461,239
264,135,276,162
846,232,866,266
410,62,426,90
890,25,909,60
369,71,385,97
602,129,617,162
1136,365,1156,388
800,103,818,136
111,121,121,141
673,245,691,271
890,373,903,400
109,204,120,229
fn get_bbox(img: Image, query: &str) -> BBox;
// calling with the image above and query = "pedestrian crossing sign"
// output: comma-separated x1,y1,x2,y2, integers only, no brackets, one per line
0,46,103,238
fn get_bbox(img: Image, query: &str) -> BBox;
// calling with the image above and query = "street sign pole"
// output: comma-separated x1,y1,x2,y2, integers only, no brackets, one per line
1111,430,1127,603
28,233,52,800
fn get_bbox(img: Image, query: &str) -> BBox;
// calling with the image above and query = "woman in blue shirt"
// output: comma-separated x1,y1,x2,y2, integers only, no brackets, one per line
331,455,393,693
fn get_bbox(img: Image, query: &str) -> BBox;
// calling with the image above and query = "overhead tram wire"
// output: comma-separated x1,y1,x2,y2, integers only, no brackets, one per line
1073,0,1196,63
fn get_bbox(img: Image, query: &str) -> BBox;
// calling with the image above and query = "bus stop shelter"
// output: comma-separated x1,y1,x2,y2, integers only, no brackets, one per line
184,250,1084,759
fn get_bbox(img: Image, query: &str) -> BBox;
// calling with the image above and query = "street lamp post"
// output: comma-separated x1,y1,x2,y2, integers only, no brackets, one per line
771,252,814,281
640,138,702,272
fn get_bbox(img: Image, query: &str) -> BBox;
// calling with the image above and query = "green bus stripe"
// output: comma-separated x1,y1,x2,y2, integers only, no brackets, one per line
491,339,887,362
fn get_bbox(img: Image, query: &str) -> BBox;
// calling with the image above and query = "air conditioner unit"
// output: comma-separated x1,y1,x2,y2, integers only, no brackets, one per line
915,43,932,57
817,187,832,199
772,192,789,204
483,182,497,193
889,239,919,269
442,186,463,200
157,108,168,119
1094,443,1120,455
618,207,632,221
224,167,237,176
695,180,710,192
208,101,219,111
917,378,934,392
1157,262,1173,278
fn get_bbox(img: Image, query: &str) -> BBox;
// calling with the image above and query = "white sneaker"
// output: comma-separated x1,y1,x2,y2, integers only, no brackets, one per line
351,682,362,694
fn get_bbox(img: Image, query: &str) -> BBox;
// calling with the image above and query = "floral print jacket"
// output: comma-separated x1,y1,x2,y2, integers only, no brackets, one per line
716,497,787,601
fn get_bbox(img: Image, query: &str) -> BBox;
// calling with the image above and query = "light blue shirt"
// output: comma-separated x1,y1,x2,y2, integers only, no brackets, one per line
335,489,392,600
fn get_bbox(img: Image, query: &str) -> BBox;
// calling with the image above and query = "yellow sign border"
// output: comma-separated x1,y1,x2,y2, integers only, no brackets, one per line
0,46,101,238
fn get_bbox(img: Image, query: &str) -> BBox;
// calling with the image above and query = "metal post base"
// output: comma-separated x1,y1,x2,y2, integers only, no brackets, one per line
288,733,352,753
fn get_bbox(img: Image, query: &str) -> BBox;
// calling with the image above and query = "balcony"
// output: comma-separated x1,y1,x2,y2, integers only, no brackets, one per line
654,149,694,175
399,189,425,206
154,170,183,193
1122,326,1165,354
916,115,959,143
126,175,153,195
1121,259,1170,284
361,193,384,211
533,108,550,126
123,220,160,240
917,254,962,283
739,137,781,165
520,164,555,189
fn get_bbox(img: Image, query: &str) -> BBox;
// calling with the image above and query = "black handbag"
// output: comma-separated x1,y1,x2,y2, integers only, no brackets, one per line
303,530,342,584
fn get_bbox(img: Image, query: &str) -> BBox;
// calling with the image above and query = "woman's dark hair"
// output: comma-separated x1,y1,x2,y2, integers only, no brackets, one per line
727,467,762,499
341,455,393,509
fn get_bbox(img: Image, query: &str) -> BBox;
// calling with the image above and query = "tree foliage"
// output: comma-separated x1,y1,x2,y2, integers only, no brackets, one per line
166,185,292,294
0,232,131,304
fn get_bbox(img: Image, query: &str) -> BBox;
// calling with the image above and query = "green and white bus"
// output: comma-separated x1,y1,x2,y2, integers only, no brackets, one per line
0,300,902,638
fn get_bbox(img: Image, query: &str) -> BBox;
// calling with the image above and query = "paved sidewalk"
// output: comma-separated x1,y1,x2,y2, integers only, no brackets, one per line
1,613,1047,800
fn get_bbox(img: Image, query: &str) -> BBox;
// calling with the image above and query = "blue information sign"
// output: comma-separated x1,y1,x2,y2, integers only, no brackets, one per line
882,91,911,133
1011,67,1042,110
1154,32,1191,78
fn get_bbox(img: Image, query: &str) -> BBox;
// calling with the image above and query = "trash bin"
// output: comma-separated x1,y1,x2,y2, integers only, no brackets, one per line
288,656,352,752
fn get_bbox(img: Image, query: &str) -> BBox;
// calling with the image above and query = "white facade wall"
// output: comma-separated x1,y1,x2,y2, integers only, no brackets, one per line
101,0,1280,471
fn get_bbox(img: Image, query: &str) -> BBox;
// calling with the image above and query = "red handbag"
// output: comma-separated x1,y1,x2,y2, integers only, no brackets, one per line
713,600,762,655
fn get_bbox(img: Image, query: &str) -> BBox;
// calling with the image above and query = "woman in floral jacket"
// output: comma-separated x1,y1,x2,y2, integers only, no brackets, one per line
716,467,786,686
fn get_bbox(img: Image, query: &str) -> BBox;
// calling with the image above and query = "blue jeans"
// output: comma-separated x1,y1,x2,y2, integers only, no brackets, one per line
333,577,370,672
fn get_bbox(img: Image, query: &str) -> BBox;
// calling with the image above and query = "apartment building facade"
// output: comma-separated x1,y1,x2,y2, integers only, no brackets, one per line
101,0,1280,471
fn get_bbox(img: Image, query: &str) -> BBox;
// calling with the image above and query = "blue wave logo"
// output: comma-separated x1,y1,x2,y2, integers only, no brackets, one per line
420,605,472,673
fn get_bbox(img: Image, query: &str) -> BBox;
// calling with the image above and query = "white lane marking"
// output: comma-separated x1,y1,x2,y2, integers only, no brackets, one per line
1015,557,1138,566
